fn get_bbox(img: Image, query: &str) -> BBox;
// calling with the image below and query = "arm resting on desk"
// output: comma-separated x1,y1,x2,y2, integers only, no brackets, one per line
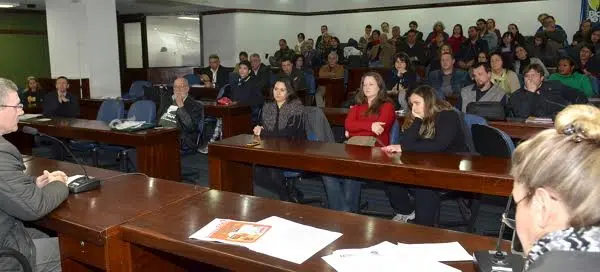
400,110,461,152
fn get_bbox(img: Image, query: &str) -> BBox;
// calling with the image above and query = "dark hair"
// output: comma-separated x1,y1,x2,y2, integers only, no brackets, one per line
490,52,512,70
523,63,546,77
477,51,489,62
473,62,491,73
332,37,340,45
580,43,596,55
515,44,529,57
372,30,381,36
239,51,248,58
393,52,413,71
558,56,576,67
402,85,453,138
294,54,305,67
273,78,298,103
407,29,417,35
280,57,293,65
508,23,520,33
453,24,464,36
238,60,251,70
487,18,496,26
366,24,372,28
409,21,418,27
321,25,328,29
355,72,391,116
297,33,305,39
468,26,477,32
56,76,68,82
477,18,486,24
501,32,516,49
279,39,287,44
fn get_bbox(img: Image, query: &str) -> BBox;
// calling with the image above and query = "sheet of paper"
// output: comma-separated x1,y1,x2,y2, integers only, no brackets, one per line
19,114,42,120
67,175,93,185
36,118,51,122
252,216,342,264
189,218,272,247
396,241,473,262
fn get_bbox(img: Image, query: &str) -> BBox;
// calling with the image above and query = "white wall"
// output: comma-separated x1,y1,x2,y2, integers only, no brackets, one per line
305,0,467,12
203,13,237,66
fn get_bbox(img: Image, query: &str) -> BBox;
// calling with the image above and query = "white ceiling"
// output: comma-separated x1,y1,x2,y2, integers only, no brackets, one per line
3,0,220,14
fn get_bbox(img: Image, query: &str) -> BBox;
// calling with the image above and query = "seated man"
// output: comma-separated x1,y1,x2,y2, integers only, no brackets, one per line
508,63,588,118
233,51,248,74
277,57,307,91
427,53,470,99
42,76,79,118
456,26,488,70
548,57,594,97
316,51,345,107
457,62,506,112
0,78,69,272
199,54,229,88
274,39,296,67
250,53,270,91
157,77,204,153
397,29,427,66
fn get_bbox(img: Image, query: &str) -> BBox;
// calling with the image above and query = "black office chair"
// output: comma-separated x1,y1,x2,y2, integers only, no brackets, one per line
0,248,32,272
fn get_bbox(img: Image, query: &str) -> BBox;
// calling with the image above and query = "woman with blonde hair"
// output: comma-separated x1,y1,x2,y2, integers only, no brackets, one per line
509,104,600,271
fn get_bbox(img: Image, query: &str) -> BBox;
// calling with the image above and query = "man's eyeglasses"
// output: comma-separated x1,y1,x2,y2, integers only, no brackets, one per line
0,104,24,109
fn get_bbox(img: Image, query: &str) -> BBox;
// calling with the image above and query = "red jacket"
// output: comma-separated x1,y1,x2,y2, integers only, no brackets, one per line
345,102,396,146
447,35,466,55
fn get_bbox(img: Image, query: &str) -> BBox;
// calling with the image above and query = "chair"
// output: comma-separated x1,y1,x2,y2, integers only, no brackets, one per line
588,75,599,96
70,99,125,166
123,80,151,100
304,72,316,106
0,247,32,272
471,124,515,158
184,73,201,86
282,133,324,205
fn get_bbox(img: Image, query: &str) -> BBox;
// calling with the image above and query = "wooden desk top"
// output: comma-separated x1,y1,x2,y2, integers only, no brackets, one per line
24,157,208,246
121,190,505,271
210,134,513,196
19,117,178,146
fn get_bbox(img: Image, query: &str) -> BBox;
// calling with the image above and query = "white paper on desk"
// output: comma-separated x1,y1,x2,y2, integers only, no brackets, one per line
19,114,42,120
36,118,51,122
67,175,93,185
396,241,472,262
252,216,342,264
322,241,459,272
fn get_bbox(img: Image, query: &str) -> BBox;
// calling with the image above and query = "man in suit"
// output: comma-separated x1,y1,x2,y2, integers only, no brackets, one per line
42,76,79,118
199,54,230,88
250,53,270,91
398,29,427,66
277,57,307,91
0,77,69,272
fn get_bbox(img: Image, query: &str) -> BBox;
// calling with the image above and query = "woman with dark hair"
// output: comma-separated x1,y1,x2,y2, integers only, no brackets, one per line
386,53,418,110
253,78,304,201
490,52,521,94
513,45,550,75
498,32,517,66
328,36,345,63
322,72,396,212
477,51,489,63
381,85,468,225
294,54,313,75
295,33,306,54
507,23,526,46
447,24,465,54
577,43,599,77
531,33,559,66
572,19,592,46
487,18,502,43
549,56,594,97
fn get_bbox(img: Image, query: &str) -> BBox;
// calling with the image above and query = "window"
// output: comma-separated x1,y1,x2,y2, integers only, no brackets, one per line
146,15,201,67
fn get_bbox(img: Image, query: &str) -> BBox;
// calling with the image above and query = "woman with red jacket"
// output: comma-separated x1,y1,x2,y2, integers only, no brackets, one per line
447,24,466,54
322,72,396,212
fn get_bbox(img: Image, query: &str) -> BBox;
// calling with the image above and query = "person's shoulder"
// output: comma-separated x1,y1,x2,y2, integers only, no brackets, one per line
461,84,474,93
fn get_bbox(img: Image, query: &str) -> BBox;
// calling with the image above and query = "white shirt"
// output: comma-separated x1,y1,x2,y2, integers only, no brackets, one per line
211,67,218,84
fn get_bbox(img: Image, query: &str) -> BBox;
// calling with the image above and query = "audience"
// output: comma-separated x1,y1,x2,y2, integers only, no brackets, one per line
250,53,270,90
358,24,373,51
477,18,498,52
425,21,449,46
457,26,488,70
510,104,600,271
531,33,559,66
399,29,427,66
277,57,307,91
508,64,587,118
316,24,328,50
295,55,313,75
328,36,345,63
368,33,395,68
316,52,345,107
490,52,520,94
513,45,550,76
295,33,306,54
428,52,470,98
457,62,506,112
577,44,599,77
199,54,229,88
403,21,424,42
386,53,418,110
274,39,296,66
381,22,391,40
227,60,265,123
507,23,527,46
389,25,403,47
487,18,502,43
253,78,304,201
447,24,466,54
478,51,489,63
428,43,452,72
498,32,517,65
233,51,248,73
540,15,568,49
22,76,44,108
381,85,468,226
572,19,592,46
302,38,318,68
548,57,594,97
43,76,79,118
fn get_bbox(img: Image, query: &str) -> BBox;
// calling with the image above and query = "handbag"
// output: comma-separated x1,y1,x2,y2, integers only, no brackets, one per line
346,136,377,147
466,102,506,121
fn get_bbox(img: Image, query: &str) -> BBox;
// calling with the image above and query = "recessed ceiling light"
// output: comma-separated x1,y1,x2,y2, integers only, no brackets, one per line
0,3,19,8
178,16,200,21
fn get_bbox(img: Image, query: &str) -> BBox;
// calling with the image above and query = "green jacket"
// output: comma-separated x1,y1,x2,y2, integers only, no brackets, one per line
548,72,594,97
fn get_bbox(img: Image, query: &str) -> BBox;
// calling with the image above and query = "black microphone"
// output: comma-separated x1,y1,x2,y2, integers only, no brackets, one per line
473,196,524,272
22,126,101,194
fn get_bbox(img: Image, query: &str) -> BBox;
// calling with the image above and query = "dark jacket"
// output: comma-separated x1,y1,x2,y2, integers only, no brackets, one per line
199,65,230,88
42,91,80,118
277,68,307,91
457,38,489,62
397,41,428,65
428,69,470,98
386,69,418,91
157,95,204,151
251,63,271,92
227,74,265,107
260,99,304,139
0,136,69,270
400,110,468,153
21,89,44,109
274,47,296,65
507,80,588,118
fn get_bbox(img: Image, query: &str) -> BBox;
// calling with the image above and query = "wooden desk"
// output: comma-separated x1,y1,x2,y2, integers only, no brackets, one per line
202,101,252,138
317,78,345,107
24,157,208,271
208,134,512,196
120,190,507,271
322,107,550,139
14,117,181,180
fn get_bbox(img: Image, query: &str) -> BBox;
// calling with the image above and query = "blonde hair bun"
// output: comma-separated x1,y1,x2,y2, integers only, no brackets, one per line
555,105,600,143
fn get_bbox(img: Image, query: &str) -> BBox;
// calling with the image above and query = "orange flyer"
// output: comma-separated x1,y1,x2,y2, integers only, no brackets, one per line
207,220,271,243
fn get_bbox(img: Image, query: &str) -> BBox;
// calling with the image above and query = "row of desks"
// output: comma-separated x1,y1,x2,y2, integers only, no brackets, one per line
25,156,507,271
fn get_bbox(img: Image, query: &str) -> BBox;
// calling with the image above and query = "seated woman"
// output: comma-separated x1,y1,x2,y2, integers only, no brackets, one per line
322,72,396,212
385,53,418,110
510,104,600,271
497,32,516,66
253,78,304,201
577,44,600,78
513,45,549,76
490,52,521,94
507,23,526,46
22,76,44,108
548,57,594,97
294,54,313,75
381,85,468,225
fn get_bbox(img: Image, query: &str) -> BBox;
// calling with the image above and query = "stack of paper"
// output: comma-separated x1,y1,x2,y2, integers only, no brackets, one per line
322,241,472,272
525,117,553,124
190,216,342,264
19,114,42,120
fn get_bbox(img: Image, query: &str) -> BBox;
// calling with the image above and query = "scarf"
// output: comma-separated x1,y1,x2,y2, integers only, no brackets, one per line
491,69,511,94
525,226,600,270
262,99,303,132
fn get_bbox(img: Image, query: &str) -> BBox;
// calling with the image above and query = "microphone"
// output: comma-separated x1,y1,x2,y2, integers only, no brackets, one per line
473,195,524,272
22,126,101,194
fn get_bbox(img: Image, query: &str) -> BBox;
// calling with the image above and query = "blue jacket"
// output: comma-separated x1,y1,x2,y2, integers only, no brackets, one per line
427,69,470,98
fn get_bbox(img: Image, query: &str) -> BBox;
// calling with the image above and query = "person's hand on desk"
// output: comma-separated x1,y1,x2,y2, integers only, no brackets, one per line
371,122,385,135
36,170,68,188
381,145,402,153
253,125,263,136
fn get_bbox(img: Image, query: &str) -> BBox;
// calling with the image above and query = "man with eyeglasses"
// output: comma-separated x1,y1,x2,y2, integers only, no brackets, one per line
42,76,79,118
0,77,68,271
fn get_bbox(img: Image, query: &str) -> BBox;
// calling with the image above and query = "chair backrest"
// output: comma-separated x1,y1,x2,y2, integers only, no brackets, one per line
128,100,157,123
471,124,515,158
0,248,33,272
195,101,205,146
304,72,316,95
269,73,278,87
97,99,125,122
303,106,335,142
183,74,201,86
389,119,401,145
588,75,599,96
129,80,152,99
462,113,488,154
217,84,230,99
